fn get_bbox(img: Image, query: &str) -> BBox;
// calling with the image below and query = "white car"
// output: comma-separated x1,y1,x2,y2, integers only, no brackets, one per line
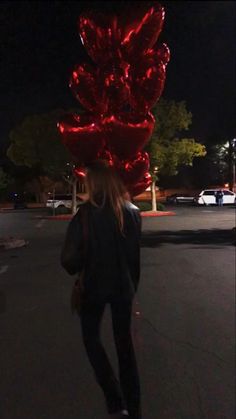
197,189,236,205
166,194,195,204
46,194,83,212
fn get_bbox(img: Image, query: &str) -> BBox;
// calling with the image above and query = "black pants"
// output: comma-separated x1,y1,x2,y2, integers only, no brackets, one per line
80,298,141,419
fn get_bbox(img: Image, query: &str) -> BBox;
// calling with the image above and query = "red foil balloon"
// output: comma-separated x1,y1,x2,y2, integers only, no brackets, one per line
74,167,86,181
121,4,165,60
155,42,171,65
127,173,152,197
97,149,114,166
130,51,166,114
98,60,130,113
103,112,155,160
79,12,122,64
58,114,105,164
69,63,106,114
115,151,150,185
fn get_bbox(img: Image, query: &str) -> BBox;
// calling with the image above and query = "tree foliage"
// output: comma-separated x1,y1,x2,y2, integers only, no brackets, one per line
212,140,236,188
147,98,206,177
0,168,11,191
7,110,71,180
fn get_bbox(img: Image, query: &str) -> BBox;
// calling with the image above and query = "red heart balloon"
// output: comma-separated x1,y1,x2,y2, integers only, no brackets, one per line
69,63,106,114
97,149,114,166
127,172,152,197
74,167,86,181
130,51,166,114
98,60,131,113
155,43,171,65
103,112,155,160
115,151,150,185
121,4,165,61
58,114,105,164
79,12,122,64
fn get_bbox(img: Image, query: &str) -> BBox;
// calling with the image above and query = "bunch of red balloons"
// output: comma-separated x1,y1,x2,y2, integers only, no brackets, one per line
58,2,170,196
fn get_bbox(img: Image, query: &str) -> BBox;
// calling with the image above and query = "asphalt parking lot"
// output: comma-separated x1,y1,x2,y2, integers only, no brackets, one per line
0,205,235,419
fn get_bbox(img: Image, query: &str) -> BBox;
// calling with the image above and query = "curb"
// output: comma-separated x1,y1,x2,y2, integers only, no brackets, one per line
141,211,175,217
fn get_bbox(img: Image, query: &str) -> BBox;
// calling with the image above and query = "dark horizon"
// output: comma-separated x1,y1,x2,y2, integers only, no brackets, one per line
1,0,235,153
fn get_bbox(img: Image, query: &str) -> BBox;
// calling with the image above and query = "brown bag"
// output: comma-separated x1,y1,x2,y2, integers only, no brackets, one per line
70,206,88,315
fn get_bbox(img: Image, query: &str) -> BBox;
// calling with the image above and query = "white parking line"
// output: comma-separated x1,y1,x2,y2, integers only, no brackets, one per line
0,265,8,275
35,220,46,228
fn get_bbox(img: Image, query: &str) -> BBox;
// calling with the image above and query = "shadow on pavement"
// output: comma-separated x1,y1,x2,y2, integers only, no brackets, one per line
141,228,236,248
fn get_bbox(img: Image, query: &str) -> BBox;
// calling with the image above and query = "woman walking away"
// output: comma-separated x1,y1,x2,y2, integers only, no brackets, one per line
61,161,142,419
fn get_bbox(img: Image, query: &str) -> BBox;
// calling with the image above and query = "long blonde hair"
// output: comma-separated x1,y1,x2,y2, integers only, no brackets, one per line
85,161,127,232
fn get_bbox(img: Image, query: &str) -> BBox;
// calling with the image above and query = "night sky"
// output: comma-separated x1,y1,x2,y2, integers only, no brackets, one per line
1,0,235,152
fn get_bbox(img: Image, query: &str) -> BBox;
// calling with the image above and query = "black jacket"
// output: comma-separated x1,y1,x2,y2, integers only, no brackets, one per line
61,201,141,301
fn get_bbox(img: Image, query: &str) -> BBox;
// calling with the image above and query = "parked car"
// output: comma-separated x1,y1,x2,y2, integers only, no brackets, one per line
166,193,196,204
197,189,236,205
46,194,83,213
